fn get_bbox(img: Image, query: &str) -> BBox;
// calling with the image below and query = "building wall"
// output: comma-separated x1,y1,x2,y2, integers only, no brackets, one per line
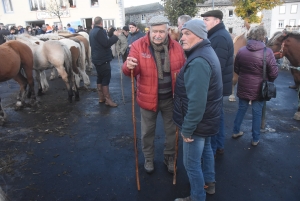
262,1,300,38
0,0,125,29
197,6,248,37
125,10,164,27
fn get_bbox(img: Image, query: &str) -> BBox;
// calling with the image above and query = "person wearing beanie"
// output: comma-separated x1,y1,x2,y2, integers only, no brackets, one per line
127,22,144,54
116,26,130,62
173,19,222,201
201,10,234,158
122,15,185,174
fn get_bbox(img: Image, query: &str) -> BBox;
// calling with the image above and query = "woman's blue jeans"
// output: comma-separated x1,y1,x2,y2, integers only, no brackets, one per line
183,136,215,201
233,98,264,142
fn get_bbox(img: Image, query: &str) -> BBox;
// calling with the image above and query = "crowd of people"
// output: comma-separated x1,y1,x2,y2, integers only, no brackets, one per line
1,11,279,200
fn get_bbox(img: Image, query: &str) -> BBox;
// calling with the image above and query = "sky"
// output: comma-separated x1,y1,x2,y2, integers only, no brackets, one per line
124,0,161,8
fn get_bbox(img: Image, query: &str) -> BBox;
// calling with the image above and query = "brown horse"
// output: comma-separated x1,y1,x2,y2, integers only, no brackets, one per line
228,32,247,101
0,40,36,125
267,31,300,120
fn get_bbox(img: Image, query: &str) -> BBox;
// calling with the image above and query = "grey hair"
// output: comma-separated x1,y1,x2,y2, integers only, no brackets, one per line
247,25,267,41
178,15,192,24
94,16,103,25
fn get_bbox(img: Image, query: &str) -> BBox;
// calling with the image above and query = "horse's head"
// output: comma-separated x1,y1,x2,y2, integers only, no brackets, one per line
267,31,289,59
168,26,180,42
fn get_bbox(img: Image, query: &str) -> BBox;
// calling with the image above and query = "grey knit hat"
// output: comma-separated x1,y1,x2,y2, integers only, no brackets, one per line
148,15,169,26
181,19,207,39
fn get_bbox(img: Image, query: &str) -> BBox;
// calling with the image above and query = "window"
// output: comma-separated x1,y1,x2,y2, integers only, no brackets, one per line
68,0,76,8
278,20,284,28
103,19,114,29
290,19,296,26
141,14,146,23
228,28,233,33
2,0,13,13
29,0,46,11
279,6,285,14
229,10,233,17
291,5,298,14
91,0,99,7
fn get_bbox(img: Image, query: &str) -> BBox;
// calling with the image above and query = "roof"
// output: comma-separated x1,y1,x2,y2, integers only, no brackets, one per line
197,0,233,7
125,2,164,15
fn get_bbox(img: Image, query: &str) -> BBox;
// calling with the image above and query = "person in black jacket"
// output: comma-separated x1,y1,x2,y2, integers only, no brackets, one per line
201,10,234,157
0,25,10,45
89,16,120,107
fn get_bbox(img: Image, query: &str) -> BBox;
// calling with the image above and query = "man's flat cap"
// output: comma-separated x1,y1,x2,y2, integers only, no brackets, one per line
201,10,223,20
148,15,169,26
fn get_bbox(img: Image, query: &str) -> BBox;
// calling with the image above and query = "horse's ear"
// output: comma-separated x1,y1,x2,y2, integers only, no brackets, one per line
35,41,40,45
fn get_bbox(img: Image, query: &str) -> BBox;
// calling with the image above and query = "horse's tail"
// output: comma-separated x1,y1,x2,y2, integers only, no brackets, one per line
62,44,73,79
77,41,90,86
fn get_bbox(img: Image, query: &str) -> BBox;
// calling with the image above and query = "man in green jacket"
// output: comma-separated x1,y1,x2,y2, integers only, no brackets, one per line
116,26,129,62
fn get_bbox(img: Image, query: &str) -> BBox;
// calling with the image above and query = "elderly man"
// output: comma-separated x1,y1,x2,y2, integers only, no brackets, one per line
122,16,185,174
201,10,234,157
177,15,192,32
173,19,222,201
89,16,120,107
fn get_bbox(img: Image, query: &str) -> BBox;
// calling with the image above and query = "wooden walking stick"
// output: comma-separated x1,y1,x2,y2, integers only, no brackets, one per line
173,72,179,185
117,54,125,104
173,127,179,185
131,69,140,191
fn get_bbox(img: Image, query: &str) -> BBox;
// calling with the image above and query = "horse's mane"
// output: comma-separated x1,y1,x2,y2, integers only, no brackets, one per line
267,31,283,46
57,30,72,34
36,33,64,40
285,31,300,41
233,32,246,43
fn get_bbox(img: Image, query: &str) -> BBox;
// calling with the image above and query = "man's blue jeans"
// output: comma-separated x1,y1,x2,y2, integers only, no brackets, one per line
233,98,263,142
211,102,224,154
183,136,215,201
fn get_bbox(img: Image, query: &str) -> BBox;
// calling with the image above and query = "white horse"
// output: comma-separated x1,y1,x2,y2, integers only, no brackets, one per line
59,38,90,88
7,34,79,102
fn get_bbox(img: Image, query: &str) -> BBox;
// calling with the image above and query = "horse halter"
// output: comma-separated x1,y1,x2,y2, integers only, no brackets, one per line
273,41,285,58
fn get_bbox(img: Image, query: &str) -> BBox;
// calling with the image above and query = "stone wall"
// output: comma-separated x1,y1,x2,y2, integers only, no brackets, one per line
125,10,164,27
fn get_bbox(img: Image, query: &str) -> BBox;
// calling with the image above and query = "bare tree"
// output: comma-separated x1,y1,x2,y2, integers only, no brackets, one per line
46,0,69,26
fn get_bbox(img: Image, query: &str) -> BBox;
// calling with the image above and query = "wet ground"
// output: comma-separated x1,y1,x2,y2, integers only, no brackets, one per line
0,58,300,201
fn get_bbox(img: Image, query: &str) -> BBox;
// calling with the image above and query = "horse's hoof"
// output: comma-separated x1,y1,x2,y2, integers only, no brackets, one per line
228,95,236,102
293,112,300,120
289,85,298,89
0,118,5,126
16,101,22,107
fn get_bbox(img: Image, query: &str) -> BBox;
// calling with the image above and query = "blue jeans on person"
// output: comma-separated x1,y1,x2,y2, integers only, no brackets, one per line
233,98,264,142
211,102,224,155
183,135,215,201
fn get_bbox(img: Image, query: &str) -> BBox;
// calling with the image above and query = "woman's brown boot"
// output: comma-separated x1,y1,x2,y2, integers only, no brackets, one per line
97,84,105,103
102,86,118,107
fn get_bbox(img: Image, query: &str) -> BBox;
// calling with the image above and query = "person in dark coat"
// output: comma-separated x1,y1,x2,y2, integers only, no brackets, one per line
89,16,120,107
127,22,144,54
0,25,10,45
201,10,234,157
232,25,278,146
173,19,222,201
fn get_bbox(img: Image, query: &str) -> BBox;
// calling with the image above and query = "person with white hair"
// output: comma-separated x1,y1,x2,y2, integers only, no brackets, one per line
122,15,185,174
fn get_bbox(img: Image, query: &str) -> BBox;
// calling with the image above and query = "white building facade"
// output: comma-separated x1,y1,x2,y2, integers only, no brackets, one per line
262,0,300,38
0,0,125,30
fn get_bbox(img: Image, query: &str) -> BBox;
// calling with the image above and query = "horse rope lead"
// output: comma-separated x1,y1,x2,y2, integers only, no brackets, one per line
117,54,125,104
131,69,140,191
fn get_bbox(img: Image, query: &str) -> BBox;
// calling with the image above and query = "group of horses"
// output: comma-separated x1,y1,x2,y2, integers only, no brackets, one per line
0,31,93,125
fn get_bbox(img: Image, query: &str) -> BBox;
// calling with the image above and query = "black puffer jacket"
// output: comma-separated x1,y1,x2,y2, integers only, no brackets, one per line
208,22,234,96
235,40,278,100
